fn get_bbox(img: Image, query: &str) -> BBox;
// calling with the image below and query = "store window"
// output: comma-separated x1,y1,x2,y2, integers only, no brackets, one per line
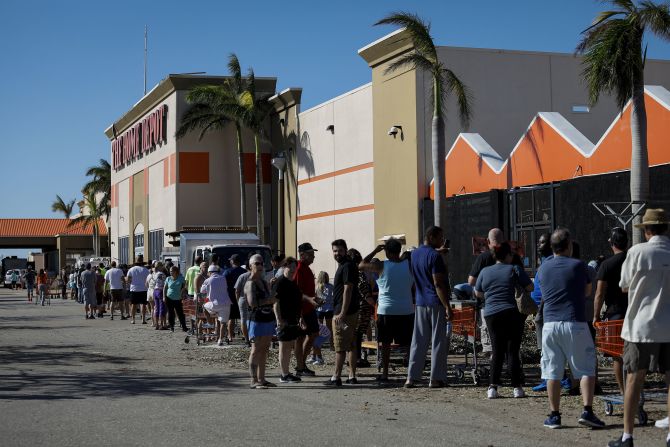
118,236,129,265
133,224,145,258
149,229,164,262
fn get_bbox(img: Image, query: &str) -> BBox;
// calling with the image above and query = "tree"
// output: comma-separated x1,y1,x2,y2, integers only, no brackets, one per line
375,11,472,230
176,53,249,228
83,159,111,220
238,68,274,243
577,0,670,243
51,195,75,218
68,191,104,256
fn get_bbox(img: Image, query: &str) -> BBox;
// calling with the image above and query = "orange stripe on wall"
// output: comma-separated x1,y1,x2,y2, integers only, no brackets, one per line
170,153,176,185
297,204,374,221
144,168,149,196
163,158,169,187
297,162,374,186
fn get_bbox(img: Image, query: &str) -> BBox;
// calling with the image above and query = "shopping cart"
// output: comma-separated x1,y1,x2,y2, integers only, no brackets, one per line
451,298,489,385
594,319,666,425
184,295,217,345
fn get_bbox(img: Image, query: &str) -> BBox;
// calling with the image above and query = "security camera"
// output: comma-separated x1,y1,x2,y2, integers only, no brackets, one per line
388,125,402,137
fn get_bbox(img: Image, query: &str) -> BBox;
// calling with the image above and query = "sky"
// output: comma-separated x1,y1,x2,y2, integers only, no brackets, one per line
1,0,669,257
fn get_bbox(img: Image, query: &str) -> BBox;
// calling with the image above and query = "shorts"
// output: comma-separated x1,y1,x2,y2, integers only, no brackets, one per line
204,302,231,323
333,312,358,352
302,309,319,334
229,297,241,320
96,292,106,305
623,341,670,374
541,321,596,380
110,289,123,303
317,310,334,320
147,290,153,303
277,322,304,342
248,320,276,340
83,289,97,307
130,291,146,305
238,296,250,321
376,313,414,345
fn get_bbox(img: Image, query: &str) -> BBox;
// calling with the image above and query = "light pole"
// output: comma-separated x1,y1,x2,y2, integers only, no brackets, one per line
271,153,287,254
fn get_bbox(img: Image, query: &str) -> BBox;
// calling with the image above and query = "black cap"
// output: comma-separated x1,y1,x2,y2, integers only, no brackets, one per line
609,227,628,249
230,254,241,264
298,242,317,253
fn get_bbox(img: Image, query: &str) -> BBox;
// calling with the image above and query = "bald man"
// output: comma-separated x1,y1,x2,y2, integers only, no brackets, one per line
468,229,523,353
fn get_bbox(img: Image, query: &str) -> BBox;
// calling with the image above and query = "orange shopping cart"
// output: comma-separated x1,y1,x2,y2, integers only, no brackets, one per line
450,298,489,385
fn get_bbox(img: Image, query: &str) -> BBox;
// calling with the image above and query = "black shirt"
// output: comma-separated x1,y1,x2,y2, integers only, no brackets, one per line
333,259,361,315
469,250,523,278
275,276,301,324
596,251,628,317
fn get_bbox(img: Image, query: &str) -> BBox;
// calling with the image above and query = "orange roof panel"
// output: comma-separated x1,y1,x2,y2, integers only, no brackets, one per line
0,218,108,237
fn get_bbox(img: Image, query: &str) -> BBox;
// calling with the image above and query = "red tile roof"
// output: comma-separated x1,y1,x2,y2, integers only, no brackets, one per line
0,219,108,237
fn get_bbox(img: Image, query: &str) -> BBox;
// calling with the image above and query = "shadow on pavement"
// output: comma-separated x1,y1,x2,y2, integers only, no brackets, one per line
0,344,133,367
0,371,246,401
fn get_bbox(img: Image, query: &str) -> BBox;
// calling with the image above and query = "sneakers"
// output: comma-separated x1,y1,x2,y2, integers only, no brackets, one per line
323,378,342,387
608,437,633,447
532,379,547,392
487,386,499,399
656,416,669,428
345,377,358,384
578,410,605,429
280,374,302,383
513,387,525,398
311,357,325,366
307,355,317,364
217,340,224,346
296,367,316,377
544,413,562,429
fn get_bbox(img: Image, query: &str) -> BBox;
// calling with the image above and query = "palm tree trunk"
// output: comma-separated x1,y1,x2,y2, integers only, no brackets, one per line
254,135,264,243
432,77,446,229
236,123,247,229
630,83,649,244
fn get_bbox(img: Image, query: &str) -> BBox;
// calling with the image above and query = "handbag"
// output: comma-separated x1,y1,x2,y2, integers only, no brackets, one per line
514,269,538,315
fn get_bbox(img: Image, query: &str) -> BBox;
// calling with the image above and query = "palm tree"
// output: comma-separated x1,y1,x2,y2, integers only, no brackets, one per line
375,12,472,229
83,159,111,220
51,195,76,218
68,191,104,256
238,68,274,243
577,0,670,243
176,53,249,228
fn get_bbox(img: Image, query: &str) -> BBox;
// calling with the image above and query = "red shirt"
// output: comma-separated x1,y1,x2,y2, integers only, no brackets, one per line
294,261,315,314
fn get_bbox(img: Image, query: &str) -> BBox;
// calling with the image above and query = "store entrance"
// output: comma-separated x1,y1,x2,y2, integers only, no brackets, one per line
508,184,558,275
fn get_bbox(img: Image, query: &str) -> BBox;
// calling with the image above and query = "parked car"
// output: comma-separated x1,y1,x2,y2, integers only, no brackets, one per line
4,269,22,288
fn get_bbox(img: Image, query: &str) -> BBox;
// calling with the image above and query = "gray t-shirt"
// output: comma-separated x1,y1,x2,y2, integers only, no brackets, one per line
81,270,96,291
234,271,251,299
475,263,532,317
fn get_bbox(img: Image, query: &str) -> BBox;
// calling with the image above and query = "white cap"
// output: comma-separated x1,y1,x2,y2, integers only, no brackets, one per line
207,265,220,273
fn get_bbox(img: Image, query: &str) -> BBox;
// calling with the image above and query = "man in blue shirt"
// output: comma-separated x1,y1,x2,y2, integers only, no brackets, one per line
538,228,604,430
405,226,453,388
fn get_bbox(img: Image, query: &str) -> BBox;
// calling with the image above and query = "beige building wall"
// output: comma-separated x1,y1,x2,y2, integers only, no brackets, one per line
295,84,374,277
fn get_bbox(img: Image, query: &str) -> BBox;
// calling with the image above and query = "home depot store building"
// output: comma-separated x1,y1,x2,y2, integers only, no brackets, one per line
108,30,670,281
106,75,278,265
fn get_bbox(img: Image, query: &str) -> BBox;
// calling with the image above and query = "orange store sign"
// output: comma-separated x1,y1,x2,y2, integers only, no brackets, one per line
112,104,167,171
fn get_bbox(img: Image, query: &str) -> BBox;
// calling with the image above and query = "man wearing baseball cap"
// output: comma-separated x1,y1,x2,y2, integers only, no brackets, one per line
609,209,670,447
294,242,320,377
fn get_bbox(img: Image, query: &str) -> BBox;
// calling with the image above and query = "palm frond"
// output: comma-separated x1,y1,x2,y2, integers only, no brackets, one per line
385,52,435,75
227,53,244,93
375,11,437,60
578,17,642,109
606,0,636,13
443,68,474,130
639,0,670,40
